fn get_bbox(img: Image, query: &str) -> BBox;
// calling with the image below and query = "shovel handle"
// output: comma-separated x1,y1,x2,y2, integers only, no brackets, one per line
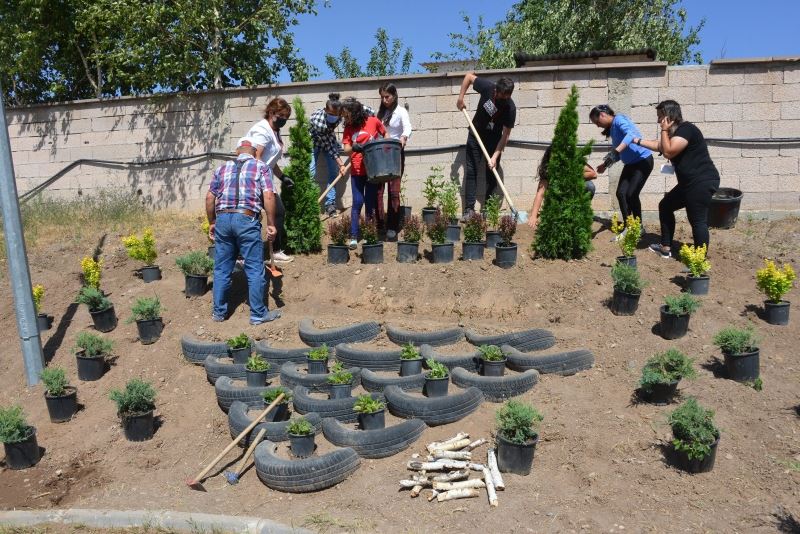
234,427,267,476
317,162,352,204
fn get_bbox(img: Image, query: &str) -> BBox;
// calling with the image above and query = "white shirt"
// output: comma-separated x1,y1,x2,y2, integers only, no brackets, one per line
382,106,412,142
245,119,283,169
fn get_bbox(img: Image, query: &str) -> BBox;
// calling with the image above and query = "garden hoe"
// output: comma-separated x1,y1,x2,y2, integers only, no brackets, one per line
224,427,266,485
317,162,352,205
267,241,282,279
186,393,284,491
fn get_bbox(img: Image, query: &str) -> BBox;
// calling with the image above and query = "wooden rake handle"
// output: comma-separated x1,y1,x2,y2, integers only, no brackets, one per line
233,427,267,476
317,162,352,204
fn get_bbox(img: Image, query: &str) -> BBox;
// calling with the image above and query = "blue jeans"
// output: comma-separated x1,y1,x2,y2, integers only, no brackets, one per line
213,212,267,320
350,174,377,237
311,146,339,207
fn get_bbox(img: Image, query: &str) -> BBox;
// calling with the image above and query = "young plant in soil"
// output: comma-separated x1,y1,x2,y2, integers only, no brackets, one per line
287,417,314,436
328,215,351,246
463,212,487,243
496,400,543,445
327,362,353,385
756,259,796,303
0,404,39,468
109,379,156,416
679,243,710,278
287,415,315,457
427,210,448,245
0,405,30,444
668,398,720,466
40,367,69,397
611,213,642,258
76,286,112,312
80,256,103,289
226,333,251,350
484,194,502,230
359,217,380,245
422,166,445,208
664,293,701,315
353,394,385,414
478,345,505,361
32,284,44,314
307,344,330,361
245,354,271,372
425,358,449,379
73,331,114,358
438,181,460,223
639,349,696,394
712,325,760,354
128,296,162,322
498,215,517,247
611,263,645,295
401,215,423,243
175,251,214,276
400,343,421,360
262,387,293,404
122,228,158,267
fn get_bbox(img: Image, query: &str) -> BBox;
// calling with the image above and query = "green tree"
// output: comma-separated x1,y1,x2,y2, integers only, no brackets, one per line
325,28,413,79
532,85,594,260
281,97,322,254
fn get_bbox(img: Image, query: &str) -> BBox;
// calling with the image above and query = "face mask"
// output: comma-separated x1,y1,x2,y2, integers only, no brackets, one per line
273,117,287,129
326,113,339,124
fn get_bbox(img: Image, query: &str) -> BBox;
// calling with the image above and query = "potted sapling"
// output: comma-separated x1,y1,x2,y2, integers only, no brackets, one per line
660,293,701,340
399,343,423,376
327,362,353,399
495,215,518,269
262,387,292,422
484,194,502,249
307,344,330,375
610,263,645,316
611,213,642,268
397,215,422,263
0,405,41,469
40,366,78,423
479,344,508,377
462,212,487,261
73,331,113,381
667,398,720,474
637,349,696,405
424,358,449,397
360,217,383,264
495,400,544,476
427,210,453,264
679,244,711,295
76,286,117,333
226,333,252,364
287,416,315,458
245,354,271,387
399,181,412,228
81,256,103,290
109,378,157,442
421,165,445,226
175,250,214,297
201,219,215,258
353,394,386,430
713,325,760,382
32,284,52,331
756,259,795,325
129,296,164,345
327,214,351,264
122,228,161,282
439,181,461,242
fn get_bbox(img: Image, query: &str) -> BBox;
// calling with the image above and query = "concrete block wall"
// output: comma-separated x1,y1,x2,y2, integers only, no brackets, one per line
6,58,800,215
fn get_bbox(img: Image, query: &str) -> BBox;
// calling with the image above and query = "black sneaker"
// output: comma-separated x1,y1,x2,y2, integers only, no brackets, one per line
325,204,337,217
649,243,672,259
460,208,475,223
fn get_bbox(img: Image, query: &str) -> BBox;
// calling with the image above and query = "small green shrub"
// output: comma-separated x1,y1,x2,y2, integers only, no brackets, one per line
262,387,292,404
478,345,505,361
401,215,423,243
639,349,696,392
129,296,162,322
756,259,795,303
427,210,448,245
422,166,445,207
175,251,214,276
40,367,69,396
327,361,353,385
328,215,351,246
400,343,421,360
0,405,31,443
76,286,112,312
109,379,156,415
713,325,760,354
425,358,449,379
287,417,314,436
353,394,385,414
679,244,710,277
360,217,380,245
226,333,251,349
611,263,645,295
438,181,460,222
463,212,487,243
495,400,543,445
245,354,270,372
308,344,330,361
122,228,158,266
664,293,701,315
498,215,516,246
484,194,502,229
74,331,113,357
668,398,719,461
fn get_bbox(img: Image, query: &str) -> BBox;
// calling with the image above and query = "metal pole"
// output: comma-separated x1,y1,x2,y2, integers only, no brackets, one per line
0,84,44,385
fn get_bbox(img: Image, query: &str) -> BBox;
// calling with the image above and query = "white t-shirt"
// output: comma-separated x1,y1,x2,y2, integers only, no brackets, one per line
245,119,283,169
381,106,412,142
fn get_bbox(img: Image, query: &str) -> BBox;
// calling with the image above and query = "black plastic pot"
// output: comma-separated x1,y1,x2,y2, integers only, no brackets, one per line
76,352,106,381
611,288,640,316
422,207,436,227
37,313,52,331
431,242,454,264
358,409,385,430
2,427,40,470
121,410,155,441
264,402,289,422
616,255,637,268
639,380,679,405
361,242,384,264
246,369,270,387
136,318,163,345
724,349,760,382
184,274,208,297
327,244,349,265
45,387,78,423
462,242,485,261
672,437,719,473
482,358,507,377
659,305,690,340
396,241,419,263
328,383,352,400
708,187,742,229
486,231,501,249
446,224,461,242
495,243,518,269
90,305,117,333
764,300,790,325
400,358,423,376
497,433,538,476
141,265,161,283
307,358,329,375
229,346,251,365
289,433,315,458
424,376,449,397
207,245,216,258
686,275,710,295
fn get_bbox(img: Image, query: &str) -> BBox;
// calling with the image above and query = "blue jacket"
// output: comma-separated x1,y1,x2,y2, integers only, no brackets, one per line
610,114,651,164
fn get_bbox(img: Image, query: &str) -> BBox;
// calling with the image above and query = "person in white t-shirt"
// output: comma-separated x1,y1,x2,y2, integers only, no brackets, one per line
375,83,412,241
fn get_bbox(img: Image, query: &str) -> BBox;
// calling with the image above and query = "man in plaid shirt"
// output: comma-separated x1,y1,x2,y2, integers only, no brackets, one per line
205,138,281,325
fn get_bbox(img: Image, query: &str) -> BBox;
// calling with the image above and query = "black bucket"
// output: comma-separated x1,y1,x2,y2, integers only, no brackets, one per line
672,437,719,473
289,433,316,458
361,243,384,264
724,349,759,382
37,314,52,331
3,427,40,469
764,300,790,325
482,358,507,376
396,242,419,263
616,255,637,269
329,383,352,399
122,410,155,441
45,387,79,423
422,208,436,227
708,188,742,229
486,231,501,249
446,224,461,242
400,358,423,376
141,265,161,283
76,352,106,381
230,346,251,365
659,305,690,340
399,206,412,229
431,243,454,264
611,289,640,316
136,318,163,345
327,245,350,265
246,369,269,387
364,139,402,184
307,358,329,375
184,275,208,297
358,409,386,430
686,275,710,295
497,433,538,476
639,381,679,405
424,376,449,397
462,242,485,261
495,243,518,269
90,305,117,333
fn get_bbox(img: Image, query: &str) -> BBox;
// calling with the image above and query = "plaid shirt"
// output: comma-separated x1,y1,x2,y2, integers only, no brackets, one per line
209,153,273,213
309,105,376,158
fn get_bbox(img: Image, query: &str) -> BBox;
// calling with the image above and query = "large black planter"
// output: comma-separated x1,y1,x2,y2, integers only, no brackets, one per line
724,349,760,382
495,243,518,269
486,231,501,249
184,274,208,297
289,433,315,458
611,289,640,316
482,358,507,377
358,409,385,430
672,437,719,473
616,255,637,268
422,207,436,227
136,318,163,345
90,305,117,333
764,300,790,325
230,346,251,365
396,242,419,263
76,352,106,381
264,403,289,423
462,242,485,261
431,242,454,264
639,380,679,405
329,383,352,399
400,358,423,376
708,187,742,229
424,376,449,397
686,275,710,295
45,387,78,423
496,433,538,476
659,305,690,340
141,265,161,283
246,369,270,387
307,358,329,375
2,427,40,469
121,410,155,441
446,224,461,242
327,244,350,265
361,242,384,264
37,313,52,331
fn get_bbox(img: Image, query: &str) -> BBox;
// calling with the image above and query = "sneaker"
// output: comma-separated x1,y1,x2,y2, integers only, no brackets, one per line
612,227,628,242
272,250,293,263
460,208,475,223
212,314,225,322
348,239,358,250
325,204,337,217
386,230,397,241
250,310,282,325
235,258,245,269
649,243,672,259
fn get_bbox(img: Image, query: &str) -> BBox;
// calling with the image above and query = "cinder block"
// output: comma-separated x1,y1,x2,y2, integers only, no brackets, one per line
740,175,777,193
781,102,800,120
740,192,771,209
631,87,658,106
668,67,707,87
640,193,664,211
658,86,696,105
419,113,450,130
771,120,800,138
641,174,666,194
517,107,555,125
695,122,732,138
629,68,668,88
733,120,771,139
704,103,742,122
719,157,759,176
554,71,590,88
719,175,740,189
519,73,555,90
784,67,800,84
772,84,800,102
513,90,539,108
777,174,800,192
417,80,452,97
709,145,742,159
745,102,781,121
410,96,437,113
770,191,800,210
435,95,454,113
733,84,773,103
696,85,734,104
437,128,465,146
576,87,608,105
744,66,784,85
537,88,573,107
760,157,798,175
707,67,745,86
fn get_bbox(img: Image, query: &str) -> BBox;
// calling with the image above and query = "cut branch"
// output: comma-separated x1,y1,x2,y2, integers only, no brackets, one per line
426,432,469,453
432,479,486,491
436,488,480,502
483,467,498,507
487,448,505,491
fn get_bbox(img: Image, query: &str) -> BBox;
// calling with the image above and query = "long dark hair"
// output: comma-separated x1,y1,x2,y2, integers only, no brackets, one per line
377,83,398,126
589,104,615,137
341,97,368,129
655,100,684,134
326,92,342,113
537,146,552,181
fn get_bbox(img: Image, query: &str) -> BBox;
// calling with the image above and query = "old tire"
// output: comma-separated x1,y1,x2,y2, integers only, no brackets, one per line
503,345,594,375
298,318,380,347
214,376,275,413
360,368,426,393
385,325,464,347
254,440,360,493
279,362,362,393
321,417,426,459
450,367,539,402
227,400,322,445
181,336,228,365
292,386,383,423
383,385,483,426
419,344,480,372
334,344,402,371
465,328,555,351
204,355,246,384
254,340,313,366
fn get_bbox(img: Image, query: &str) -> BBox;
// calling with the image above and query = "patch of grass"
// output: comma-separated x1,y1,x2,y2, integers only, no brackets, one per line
302,513,369,534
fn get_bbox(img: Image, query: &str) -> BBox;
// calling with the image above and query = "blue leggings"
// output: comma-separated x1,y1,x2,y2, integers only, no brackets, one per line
350,174,378,237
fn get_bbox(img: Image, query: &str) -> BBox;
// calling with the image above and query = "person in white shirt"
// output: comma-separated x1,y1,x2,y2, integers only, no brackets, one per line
375,83,412,241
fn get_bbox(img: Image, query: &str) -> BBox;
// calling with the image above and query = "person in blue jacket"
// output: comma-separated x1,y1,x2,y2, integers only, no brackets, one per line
590,104,654,239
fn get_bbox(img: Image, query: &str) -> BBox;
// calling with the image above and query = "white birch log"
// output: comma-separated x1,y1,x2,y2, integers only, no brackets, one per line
399,479,431,488
431,438,471,453
426,432,469,453
432,469,469,482
483,467,498,507
436,488,480,502
428,450,472,461
487,448,505,491
465,438,488,451
432,479,486,491
408,460,485,471
410,485,423,497
427,489,440,502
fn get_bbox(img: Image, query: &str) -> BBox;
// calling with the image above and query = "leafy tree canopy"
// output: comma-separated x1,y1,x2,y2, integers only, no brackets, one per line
325,28,413,79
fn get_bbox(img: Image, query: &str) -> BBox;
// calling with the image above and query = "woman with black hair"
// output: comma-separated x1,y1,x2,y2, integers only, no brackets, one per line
632,100,720,258
376,83,412,241
309,93,350,217
589,104,654,239
341,97,386,249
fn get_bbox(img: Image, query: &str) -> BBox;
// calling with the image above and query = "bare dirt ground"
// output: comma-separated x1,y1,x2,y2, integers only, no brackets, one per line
1,213,799,534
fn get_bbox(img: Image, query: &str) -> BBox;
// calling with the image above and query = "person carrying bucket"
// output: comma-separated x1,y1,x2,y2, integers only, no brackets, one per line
375,83,412,241
456,72,516,221
309,93,350,218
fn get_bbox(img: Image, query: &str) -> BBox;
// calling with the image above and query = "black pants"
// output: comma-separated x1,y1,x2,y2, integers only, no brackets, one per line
617,156,654,223
658,179,719,249
464,135,502,210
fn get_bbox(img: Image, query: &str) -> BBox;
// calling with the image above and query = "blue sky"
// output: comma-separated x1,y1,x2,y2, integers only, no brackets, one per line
281,0,800,82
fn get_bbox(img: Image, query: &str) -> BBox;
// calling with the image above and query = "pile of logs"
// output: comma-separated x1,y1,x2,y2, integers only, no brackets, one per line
399,432,504,506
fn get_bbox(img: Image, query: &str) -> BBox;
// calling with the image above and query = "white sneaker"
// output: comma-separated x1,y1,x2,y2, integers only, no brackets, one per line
272,250,293,263
612,227,628,242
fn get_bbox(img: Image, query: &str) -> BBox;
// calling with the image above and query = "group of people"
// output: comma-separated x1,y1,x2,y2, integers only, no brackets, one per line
205,71,721,323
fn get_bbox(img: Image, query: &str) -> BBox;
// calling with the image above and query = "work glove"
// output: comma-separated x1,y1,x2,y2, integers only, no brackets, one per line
602,150,621,169
281,175,294,189
352,143,364,153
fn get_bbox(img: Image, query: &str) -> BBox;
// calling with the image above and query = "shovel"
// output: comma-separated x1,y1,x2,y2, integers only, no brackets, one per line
224,428,267,485
317,162,352,204
267,241,282,279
